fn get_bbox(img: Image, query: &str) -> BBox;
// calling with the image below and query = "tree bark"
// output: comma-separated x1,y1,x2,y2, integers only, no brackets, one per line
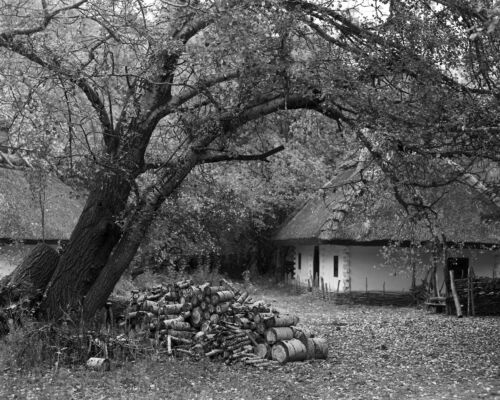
38,170,132,320
0,243,59,307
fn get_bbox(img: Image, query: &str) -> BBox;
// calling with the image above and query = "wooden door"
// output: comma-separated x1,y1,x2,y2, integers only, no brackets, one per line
313,245,320,287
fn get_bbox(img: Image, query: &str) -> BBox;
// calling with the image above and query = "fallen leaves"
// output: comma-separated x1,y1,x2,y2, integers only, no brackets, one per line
1,289,499,399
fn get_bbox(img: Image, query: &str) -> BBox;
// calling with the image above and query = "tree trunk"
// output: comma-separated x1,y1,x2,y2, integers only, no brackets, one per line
38,171,131,320
0,243,59,307
82,126,221,319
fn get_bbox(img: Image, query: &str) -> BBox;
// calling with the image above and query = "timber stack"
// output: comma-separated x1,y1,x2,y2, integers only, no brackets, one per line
105,279,328,367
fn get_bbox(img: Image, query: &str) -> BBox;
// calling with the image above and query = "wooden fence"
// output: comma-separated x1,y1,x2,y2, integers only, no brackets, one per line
284,276,416,307
446,276,500,316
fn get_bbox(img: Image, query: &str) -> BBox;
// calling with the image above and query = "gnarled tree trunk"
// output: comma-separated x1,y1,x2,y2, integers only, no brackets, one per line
37,171,132,320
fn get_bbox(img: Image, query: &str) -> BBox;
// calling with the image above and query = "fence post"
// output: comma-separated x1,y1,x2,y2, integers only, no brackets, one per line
365,276,368,294
321,277,325,300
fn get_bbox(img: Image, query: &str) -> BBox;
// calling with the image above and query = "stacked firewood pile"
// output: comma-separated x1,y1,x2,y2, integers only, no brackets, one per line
102,279,328,368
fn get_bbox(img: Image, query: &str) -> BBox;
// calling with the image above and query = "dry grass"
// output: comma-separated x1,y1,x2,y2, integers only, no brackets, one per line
0,288,499,399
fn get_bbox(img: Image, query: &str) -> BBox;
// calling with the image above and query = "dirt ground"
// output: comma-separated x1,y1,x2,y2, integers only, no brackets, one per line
1,288,499,399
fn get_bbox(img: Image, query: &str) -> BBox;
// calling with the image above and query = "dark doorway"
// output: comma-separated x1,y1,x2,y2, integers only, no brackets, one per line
313,245,320,287
447,257,469,279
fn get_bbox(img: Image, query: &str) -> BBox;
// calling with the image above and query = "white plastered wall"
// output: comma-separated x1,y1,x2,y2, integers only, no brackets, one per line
293,244,500,292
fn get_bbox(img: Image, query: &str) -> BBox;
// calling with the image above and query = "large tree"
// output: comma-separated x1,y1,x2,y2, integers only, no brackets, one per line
0,0,498,320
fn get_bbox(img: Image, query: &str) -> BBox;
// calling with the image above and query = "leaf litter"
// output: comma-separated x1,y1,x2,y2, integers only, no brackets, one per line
1,289,499,399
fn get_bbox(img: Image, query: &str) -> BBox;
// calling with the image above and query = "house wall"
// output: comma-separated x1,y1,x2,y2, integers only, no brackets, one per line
294,244,314,285
291,244,500,293
293,244,415,292
349,246,415,291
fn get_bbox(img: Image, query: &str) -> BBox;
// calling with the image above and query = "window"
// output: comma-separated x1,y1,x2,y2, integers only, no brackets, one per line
333,255,339,278
298,253,302,270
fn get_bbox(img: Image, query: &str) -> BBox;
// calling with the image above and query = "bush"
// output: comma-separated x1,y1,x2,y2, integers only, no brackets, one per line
0,319,89,372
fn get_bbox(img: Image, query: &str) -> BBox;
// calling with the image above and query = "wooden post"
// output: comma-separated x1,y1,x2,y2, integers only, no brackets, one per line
467,268,471,316
325,283,329,301
307,279,311,292
365,276,368,294
321,277,325,300
470,266,475,317
449,270,463,318
336,280,340,293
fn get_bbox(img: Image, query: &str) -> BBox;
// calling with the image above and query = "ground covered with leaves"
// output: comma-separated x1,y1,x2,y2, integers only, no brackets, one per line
1,289,499,399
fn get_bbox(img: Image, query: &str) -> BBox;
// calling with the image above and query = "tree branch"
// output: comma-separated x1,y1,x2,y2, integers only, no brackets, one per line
0,1,88,38
0,37,116,152
195,145,285,164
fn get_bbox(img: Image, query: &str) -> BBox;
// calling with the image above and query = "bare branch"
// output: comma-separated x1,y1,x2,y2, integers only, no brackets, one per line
0,37,115,152
0,1,88,37
195,145,285,164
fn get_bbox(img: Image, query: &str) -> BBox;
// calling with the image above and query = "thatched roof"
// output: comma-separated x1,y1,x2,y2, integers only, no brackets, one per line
0,167,84,241
274,166,500,246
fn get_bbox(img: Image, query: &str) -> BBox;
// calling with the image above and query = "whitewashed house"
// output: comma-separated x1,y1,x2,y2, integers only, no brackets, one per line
274,166,500,294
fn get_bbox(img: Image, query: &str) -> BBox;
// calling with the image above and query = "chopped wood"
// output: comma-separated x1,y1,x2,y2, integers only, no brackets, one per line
272,339,307,364
254,342,271,359
90,278,328,370
205,349,224,357
211,290,235,305
265,327,294,344
236,291,249,304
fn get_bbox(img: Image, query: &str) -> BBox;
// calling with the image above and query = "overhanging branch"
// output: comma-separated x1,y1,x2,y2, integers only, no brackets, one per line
196,145,285,164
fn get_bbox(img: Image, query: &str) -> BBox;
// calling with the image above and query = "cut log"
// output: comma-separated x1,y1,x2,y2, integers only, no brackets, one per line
168,329,194,340
215,302,231,314
190,307,203,328
269,315,299,328
292,327,313,344
271,339,307,364
163,321,192,331
162,303,184,315
220,279,239,294
206,349,224,357
211,290,235,305
305,338,328,360
265,327,294,344
255,322,266,335
254,312,274,324
204,285,225,296
236,291,249,304
254,342,271,359
141,300,159,313
209,314,219,324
